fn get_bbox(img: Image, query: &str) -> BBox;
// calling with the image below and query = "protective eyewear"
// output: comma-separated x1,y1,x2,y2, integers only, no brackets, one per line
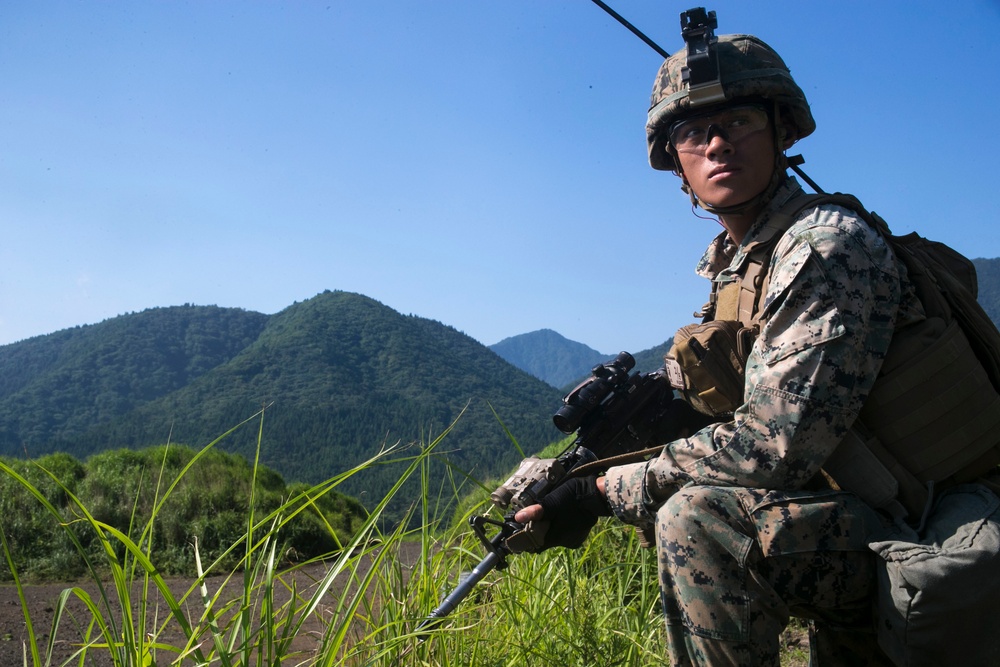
668,105,770,153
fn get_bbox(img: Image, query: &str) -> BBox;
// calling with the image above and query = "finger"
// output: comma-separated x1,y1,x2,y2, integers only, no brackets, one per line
514,503,544,524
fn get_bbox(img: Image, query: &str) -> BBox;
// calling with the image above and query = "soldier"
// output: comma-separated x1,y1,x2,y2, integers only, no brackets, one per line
515,19,906,667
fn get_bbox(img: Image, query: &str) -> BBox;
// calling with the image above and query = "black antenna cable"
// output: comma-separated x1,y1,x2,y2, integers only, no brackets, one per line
590,0,669,59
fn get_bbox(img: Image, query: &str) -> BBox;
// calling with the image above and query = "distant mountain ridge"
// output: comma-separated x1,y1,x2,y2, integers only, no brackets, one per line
489,329,608,388
493,258,1000,390
490,329,675,391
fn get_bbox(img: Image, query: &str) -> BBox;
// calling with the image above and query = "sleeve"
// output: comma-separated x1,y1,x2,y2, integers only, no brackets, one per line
605,206,901,526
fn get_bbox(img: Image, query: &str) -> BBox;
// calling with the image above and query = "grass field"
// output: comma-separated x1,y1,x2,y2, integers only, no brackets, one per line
1,416,811,666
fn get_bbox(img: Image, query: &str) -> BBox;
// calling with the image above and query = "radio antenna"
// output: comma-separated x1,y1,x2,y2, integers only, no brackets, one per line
590,0,669,59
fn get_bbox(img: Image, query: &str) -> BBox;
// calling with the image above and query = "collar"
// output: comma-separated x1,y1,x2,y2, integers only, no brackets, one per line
695,176,804,282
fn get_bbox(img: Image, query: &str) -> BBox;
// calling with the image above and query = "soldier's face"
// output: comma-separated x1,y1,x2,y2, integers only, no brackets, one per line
674,115,776,210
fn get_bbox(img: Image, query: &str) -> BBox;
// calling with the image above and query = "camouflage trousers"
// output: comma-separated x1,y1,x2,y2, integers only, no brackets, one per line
656,485,896,667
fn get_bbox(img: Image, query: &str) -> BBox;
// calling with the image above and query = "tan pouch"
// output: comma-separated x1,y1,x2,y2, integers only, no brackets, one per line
664,320,755,418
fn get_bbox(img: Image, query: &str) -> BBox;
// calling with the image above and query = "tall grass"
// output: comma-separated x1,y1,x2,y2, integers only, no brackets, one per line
1,410,807,666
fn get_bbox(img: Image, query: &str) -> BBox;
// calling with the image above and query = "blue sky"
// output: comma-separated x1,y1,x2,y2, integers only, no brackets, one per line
2,1,999,355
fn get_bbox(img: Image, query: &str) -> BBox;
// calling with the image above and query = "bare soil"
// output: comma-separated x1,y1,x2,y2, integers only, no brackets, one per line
0,544,423,666
0,545,811,666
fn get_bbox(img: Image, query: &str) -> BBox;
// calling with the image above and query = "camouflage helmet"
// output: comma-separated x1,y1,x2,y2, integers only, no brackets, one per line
647,34,815,171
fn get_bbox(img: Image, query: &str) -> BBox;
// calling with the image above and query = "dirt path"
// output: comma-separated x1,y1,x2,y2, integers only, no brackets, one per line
0,543,424,666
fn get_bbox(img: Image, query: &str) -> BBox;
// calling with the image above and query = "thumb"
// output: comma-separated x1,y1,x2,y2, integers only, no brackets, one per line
514,503,545,524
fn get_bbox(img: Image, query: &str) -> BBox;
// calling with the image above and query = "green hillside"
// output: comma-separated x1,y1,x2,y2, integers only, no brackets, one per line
0,292,564,511
1,445,367,580
0,305,268,449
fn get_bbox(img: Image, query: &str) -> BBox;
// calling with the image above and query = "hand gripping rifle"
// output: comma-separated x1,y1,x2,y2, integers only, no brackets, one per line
417,351,704,634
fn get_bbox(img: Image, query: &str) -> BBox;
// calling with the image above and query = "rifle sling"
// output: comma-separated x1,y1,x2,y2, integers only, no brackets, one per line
568,445,666,478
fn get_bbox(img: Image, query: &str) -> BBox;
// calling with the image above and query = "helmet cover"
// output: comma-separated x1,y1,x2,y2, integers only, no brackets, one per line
646,34,815,171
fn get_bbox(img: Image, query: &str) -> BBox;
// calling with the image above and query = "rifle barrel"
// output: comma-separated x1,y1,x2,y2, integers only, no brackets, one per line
416,549,503,636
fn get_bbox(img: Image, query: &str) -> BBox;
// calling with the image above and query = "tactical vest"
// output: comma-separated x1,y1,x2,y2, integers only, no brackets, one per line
667,193,1000,520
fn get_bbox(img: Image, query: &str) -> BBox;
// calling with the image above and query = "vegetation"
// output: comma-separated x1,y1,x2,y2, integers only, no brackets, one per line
1,415,811,666
0,292,565,520
0,434,366,582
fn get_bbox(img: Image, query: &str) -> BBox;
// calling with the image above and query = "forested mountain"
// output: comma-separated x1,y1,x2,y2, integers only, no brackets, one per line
0,305,268,447
489,329,676,392
490,329,608,388
0,292,564,510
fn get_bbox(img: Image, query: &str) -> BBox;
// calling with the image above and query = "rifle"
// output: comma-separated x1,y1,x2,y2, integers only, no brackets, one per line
417,351,704,634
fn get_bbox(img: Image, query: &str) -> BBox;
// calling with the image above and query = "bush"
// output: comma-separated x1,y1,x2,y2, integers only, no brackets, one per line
0,443,367,581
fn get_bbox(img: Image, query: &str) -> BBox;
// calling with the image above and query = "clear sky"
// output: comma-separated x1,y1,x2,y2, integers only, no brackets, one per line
2,1,999,355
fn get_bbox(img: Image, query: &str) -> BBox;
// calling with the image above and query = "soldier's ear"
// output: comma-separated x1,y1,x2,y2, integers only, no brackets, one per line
778,118,797,150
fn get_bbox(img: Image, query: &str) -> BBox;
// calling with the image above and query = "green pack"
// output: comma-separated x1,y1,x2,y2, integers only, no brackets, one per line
869,483,1000,667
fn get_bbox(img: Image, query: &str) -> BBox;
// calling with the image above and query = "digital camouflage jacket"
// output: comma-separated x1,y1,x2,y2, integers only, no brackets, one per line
605,178,911,524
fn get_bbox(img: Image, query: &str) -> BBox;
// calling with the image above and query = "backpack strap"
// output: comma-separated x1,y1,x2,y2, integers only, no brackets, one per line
714,193,845,326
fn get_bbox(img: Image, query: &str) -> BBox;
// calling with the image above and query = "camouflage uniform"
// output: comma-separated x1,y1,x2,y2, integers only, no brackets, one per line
604,176,905,666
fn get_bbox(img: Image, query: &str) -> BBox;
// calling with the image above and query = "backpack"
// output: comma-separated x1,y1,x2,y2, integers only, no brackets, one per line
798,195,1000,516
727,193,1000,666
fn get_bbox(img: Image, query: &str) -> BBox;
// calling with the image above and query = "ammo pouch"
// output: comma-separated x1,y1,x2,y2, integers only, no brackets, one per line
868,484,1000,667
664,320,755,418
